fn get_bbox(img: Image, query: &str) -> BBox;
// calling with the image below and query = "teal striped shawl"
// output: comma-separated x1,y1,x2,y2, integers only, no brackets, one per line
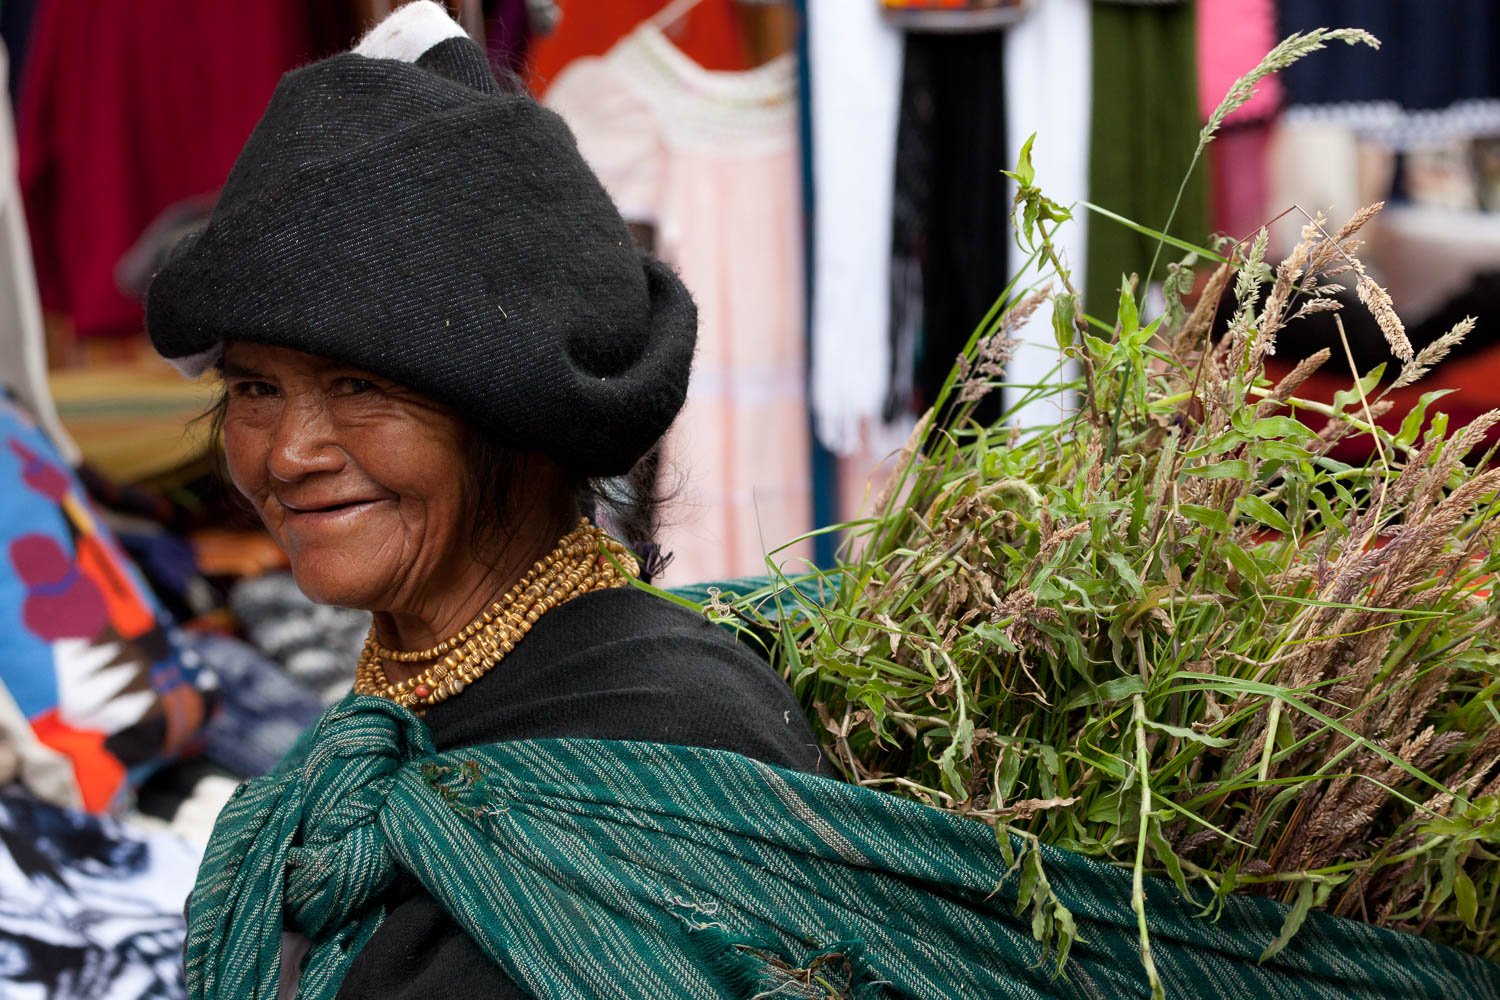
186,696,1499,998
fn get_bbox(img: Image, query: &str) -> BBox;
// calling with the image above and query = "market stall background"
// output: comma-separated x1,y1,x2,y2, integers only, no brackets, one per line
0,1,1497,997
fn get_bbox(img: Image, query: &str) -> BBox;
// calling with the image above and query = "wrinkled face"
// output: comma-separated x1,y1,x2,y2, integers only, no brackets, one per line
221,342,479,613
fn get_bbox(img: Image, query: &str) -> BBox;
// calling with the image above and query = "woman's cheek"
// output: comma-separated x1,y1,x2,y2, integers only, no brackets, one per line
222,416,270,501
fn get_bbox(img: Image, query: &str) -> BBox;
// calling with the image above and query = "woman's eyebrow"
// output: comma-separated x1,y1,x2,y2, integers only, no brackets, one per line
221,361,266,379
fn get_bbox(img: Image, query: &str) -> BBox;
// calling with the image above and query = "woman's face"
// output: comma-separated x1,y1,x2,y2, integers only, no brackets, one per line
221,342,483,615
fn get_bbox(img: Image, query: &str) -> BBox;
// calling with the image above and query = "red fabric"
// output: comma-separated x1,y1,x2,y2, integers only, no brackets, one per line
17,1,312,339
1196,0,1280,125
1207,123,1272,241
528,0,747,94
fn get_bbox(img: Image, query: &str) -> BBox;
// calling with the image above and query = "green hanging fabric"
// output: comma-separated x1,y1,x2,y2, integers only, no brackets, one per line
1086,0,1208,319
186,696,1499,998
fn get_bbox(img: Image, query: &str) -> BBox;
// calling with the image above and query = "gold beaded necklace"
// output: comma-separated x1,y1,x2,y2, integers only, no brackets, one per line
353,519,637,712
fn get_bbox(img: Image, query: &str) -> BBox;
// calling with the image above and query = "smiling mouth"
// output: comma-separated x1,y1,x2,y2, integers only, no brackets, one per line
283,499,382,517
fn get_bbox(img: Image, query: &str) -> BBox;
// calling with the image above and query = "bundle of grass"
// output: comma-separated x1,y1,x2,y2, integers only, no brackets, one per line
698,27,1500,994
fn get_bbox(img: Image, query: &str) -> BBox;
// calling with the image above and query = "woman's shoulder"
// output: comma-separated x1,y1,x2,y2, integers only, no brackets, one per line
422,587,827,775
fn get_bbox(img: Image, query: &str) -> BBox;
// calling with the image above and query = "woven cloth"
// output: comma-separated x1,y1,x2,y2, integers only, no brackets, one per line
187,695,1500,999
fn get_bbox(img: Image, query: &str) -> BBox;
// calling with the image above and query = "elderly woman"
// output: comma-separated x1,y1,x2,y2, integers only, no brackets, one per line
147,5,830,997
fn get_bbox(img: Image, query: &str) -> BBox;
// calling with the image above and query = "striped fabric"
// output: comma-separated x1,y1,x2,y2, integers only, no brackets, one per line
187,696,1499,998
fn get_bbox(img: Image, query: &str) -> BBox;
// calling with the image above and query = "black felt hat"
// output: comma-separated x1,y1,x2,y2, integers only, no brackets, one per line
146,4,696,477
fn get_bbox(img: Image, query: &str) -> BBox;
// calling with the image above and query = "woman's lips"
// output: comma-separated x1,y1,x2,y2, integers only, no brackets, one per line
280,498,387,527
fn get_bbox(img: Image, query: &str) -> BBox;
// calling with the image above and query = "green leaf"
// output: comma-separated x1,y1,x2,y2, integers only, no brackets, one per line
1331,365,1387,411
1080,200,1229,263
1261,879,1334,961
1454,870,1479,931
1065,675,1146,710
1022,199,1040,248
1148,819,1196,902
1105,551,1144,595
1183,429,1250,460
1178,504,1231,533
1010,132,1037,188
1224,544,1265,586
1248,416,1318,441
1236,496,1292,535
1052,292,1079,352
1396,389,1456,447
1118,277,1140,339
1184,459,1251,481
1249,440,1313,464
1142,717,1234,749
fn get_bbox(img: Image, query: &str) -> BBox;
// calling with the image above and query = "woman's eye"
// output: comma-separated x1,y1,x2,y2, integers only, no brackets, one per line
337,377,378,395
228,380,277,399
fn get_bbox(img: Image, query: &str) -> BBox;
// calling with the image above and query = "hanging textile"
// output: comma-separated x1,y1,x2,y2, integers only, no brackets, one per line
0,0,38,100
546,24,811,584
0,40,75,464
1003,0,1089,428
890,30,1009,425
1197,0,1279,241
1197,0,1279,126
527,0,747,92
17,0,312,341
1278,0,1500,148
1084,0,1205,318
806,0,904,456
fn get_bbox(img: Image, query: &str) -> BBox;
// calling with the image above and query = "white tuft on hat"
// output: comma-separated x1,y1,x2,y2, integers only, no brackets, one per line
353,1,468,64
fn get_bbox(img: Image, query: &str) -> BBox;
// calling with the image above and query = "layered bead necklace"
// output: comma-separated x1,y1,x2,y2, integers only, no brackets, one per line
353,519,637,712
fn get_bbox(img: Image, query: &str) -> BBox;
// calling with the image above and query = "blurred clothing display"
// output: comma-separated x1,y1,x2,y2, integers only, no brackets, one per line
0,40,75,464
1086,0,1205,316
1196,0,1279,126
1278,1,1500,155
1196,0,1278,240
17,0,313,340
547,23,811,582
1003,0,1089,427
174,630,324,779
806,0,903,455
891,30,1009,424
0,0,38,100
527,0,747,91
1279,1,1500,122
228,573,369,705
0,785,198,999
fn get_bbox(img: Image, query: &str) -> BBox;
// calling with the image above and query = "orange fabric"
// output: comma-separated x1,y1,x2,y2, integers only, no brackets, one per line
32,710,127,813
75,533,156,640
528,1,747,93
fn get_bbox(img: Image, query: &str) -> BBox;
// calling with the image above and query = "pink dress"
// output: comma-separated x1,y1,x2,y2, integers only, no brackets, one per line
545,25,811,585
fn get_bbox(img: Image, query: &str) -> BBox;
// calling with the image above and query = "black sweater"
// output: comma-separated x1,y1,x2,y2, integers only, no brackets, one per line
333,587,825,999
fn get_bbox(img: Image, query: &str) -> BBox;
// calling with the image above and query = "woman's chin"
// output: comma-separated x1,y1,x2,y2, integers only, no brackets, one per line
285,559,383,611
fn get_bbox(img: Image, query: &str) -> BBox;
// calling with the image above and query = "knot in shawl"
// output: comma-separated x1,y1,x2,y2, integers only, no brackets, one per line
282,698,430,940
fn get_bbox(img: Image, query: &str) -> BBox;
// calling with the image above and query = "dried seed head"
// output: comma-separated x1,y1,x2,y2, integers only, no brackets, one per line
1353,265,1413,362
1390,316,1475,390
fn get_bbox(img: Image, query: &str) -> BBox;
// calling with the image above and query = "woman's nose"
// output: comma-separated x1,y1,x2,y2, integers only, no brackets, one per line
266,398,344,483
